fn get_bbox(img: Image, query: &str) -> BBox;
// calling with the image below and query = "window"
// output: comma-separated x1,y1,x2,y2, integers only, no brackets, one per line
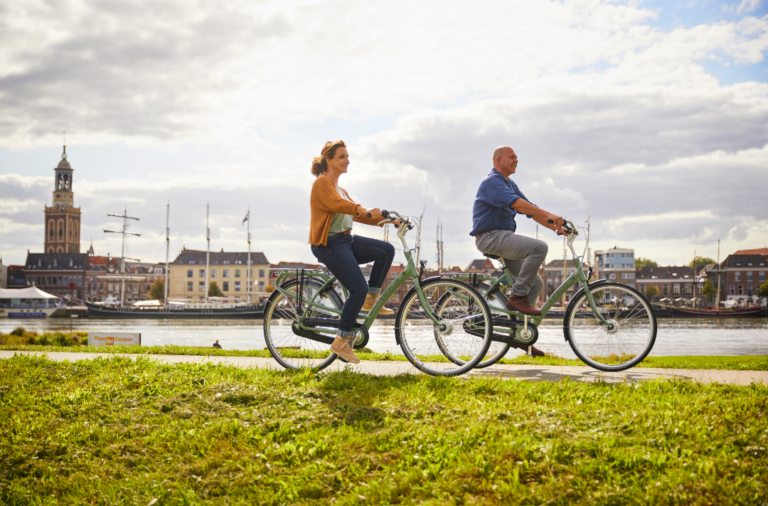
199,281,205,292
259,269,265,278
673,284,680,294
735,272,741,282
223,281,229,291
622,273,634,279
211,269,217,278
223,269,229,278
738,286,743,295
640,284,645,294
662,284,669,295
199,269,205,278
235,281,241,291
685,284,692,294
187,282,193,291
747,286,753,296
235,269,241,278
259,281,265,291
760,272,765,283
547,272,552,276
729,286,735,295
610,273,616,279
187,270,193,278
747,272,753,282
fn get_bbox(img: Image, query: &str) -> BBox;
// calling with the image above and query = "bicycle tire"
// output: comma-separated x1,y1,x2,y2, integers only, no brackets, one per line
395,278,493,376
564,282,657,372
263,277,344,371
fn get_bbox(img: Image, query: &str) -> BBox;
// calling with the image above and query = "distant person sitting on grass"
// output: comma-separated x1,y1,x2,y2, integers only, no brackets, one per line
213,340,222,349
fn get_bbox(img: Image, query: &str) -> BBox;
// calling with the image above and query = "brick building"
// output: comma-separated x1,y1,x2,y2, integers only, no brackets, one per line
718,254,767,303
44,146,81,253
23,252,89,299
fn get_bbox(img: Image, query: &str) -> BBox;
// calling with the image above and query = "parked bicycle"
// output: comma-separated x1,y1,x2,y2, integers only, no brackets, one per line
447,220,657,372
262,210,496,376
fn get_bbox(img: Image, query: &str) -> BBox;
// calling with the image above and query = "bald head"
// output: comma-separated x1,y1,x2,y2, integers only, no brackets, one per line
492,146,518,178
493,146,512,162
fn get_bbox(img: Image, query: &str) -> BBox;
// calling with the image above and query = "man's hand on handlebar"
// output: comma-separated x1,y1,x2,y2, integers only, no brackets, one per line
547,216,570,236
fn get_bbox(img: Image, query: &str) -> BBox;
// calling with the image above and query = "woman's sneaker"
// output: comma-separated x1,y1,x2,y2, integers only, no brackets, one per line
330,335,361,364
363,294,394,315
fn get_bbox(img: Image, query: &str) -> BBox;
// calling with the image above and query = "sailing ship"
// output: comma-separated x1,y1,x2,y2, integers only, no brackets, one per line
85,203,263,319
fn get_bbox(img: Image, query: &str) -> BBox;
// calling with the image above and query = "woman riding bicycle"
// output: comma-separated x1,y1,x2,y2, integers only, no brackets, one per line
308,140,396,364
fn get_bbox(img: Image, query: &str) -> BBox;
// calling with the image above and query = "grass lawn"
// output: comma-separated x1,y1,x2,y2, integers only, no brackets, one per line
1,355,767,504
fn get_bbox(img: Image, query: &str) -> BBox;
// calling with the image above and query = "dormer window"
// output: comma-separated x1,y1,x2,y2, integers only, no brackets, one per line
672,273,677,276
69,259,73,267
748,263,753,266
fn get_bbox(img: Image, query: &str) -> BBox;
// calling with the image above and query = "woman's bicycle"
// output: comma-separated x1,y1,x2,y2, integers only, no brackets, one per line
447,220,657,371
262,210,496,376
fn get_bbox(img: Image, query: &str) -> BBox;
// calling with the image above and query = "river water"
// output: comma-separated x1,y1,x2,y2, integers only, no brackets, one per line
2,317,766,359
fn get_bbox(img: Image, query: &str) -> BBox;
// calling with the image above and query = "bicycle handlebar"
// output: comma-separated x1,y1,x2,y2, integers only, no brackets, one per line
547,218,576,236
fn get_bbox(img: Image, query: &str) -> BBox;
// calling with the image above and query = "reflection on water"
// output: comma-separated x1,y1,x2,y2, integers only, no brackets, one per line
1,317,766,358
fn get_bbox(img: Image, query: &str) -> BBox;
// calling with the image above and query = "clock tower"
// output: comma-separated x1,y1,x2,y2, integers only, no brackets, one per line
44,146,81,253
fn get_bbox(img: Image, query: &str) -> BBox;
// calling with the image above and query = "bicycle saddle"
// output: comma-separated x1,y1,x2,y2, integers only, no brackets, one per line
483,253,501,260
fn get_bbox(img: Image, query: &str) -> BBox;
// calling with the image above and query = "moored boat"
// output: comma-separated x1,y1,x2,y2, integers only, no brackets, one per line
0,287,66,318
667,305,764,318
84,300,263,319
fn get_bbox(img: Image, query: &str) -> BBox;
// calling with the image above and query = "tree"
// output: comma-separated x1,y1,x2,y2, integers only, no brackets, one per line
635,257,658,269
689,256,716,268
702,279,717,301
208,282,224,297
758,280,768,299
645,285,659,298
147,280,165,300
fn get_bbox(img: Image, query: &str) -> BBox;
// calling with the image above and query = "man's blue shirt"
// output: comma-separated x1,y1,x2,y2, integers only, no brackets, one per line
470,168,535,236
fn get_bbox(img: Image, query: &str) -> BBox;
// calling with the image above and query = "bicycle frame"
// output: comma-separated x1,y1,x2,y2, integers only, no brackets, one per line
452,223,611,329
272,214,442,336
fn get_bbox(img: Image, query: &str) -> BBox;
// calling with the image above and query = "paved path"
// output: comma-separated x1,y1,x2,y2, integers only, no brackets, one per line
2,351,766,385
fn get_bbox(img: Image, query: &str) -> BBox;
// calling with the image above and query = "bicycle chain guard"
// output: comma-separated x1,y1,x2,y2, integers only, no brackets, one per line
462,316,539,347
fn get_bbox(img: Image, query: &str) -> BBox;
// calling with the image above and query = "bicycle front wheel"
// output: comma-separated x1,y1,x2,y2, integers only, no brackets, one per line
565,282,657,371
263,278,343,371
396,279,493,376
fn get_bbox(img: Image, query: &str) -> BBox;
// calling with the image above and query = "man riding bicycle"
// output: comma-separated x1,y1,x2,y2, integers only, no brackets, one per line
470,146,567,317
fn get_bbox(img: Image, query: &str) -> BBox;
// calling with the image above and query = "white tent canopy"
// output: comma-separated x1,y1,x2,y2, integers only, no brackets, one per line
0,287,60,299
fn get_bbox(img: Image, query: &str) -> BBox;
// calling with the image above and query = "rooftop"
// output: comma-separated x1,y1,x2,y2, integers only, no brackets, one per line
171,249,269,266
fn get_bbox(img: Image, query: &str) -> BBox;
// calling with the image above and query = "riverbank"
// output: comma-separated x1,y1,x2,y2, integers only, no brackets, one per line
1,354,765,504
2,342,768,371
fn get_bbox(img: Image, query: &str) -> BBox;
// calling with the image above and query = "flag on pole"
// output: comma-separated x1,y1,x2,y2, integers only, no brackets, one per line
242,211,249,225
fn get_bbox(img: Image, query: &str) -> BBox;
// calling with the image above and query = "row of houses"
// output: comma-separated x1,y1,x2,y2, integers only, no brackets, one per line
463,246,768,306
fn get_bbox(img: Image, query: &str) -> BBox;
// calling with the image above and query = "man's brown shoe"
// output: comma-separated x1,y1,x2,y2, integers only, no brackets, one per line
505,294,542,316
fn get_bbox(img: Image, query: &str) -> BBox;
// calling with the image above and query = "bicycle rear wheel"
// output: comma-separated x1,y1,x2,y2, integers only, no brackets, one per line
395,279,493,376
564,282,657,371
263,278,343,371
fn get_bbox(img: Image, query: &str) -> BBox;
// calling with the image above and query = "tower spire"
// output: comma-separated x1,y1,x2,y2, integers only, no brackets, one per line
62,130,67,158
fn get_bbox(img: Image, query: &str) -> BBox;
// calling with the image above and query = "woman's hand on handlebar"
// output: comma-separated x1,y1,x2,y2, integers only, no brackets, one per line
358,206,382,220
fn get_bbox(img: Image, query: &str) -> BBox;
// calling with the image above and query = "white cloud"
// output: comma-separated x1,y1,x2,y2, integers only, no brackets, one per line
1,0,767,269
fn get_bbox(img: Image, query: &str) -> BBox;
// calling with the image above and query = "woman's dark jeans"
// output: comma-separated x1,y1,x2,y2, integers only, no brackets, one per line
311,234,395,337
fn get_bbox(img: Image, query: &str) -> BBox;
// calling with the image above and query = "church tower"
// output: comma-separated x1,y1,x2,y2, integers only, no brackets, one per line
44,145,82,253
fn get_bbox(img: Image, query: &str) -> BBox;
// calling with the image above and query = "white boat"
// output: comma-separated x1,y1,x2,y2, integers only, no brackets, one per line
0,287,66,318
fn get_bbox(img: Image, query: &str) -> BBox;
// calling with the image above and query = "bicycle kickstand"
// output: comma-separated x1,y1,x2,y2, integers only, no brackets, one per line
524,316,531,357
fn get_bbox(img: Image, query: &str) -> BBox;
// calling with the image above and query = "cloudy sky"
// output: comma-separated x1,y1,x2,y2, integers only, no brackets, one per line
1,0,767,270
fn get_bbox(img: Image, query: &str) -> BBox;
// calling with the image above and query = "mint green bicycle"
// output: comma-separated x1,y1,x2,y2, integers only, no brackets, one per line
262,210,495,376
448,220,657,372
